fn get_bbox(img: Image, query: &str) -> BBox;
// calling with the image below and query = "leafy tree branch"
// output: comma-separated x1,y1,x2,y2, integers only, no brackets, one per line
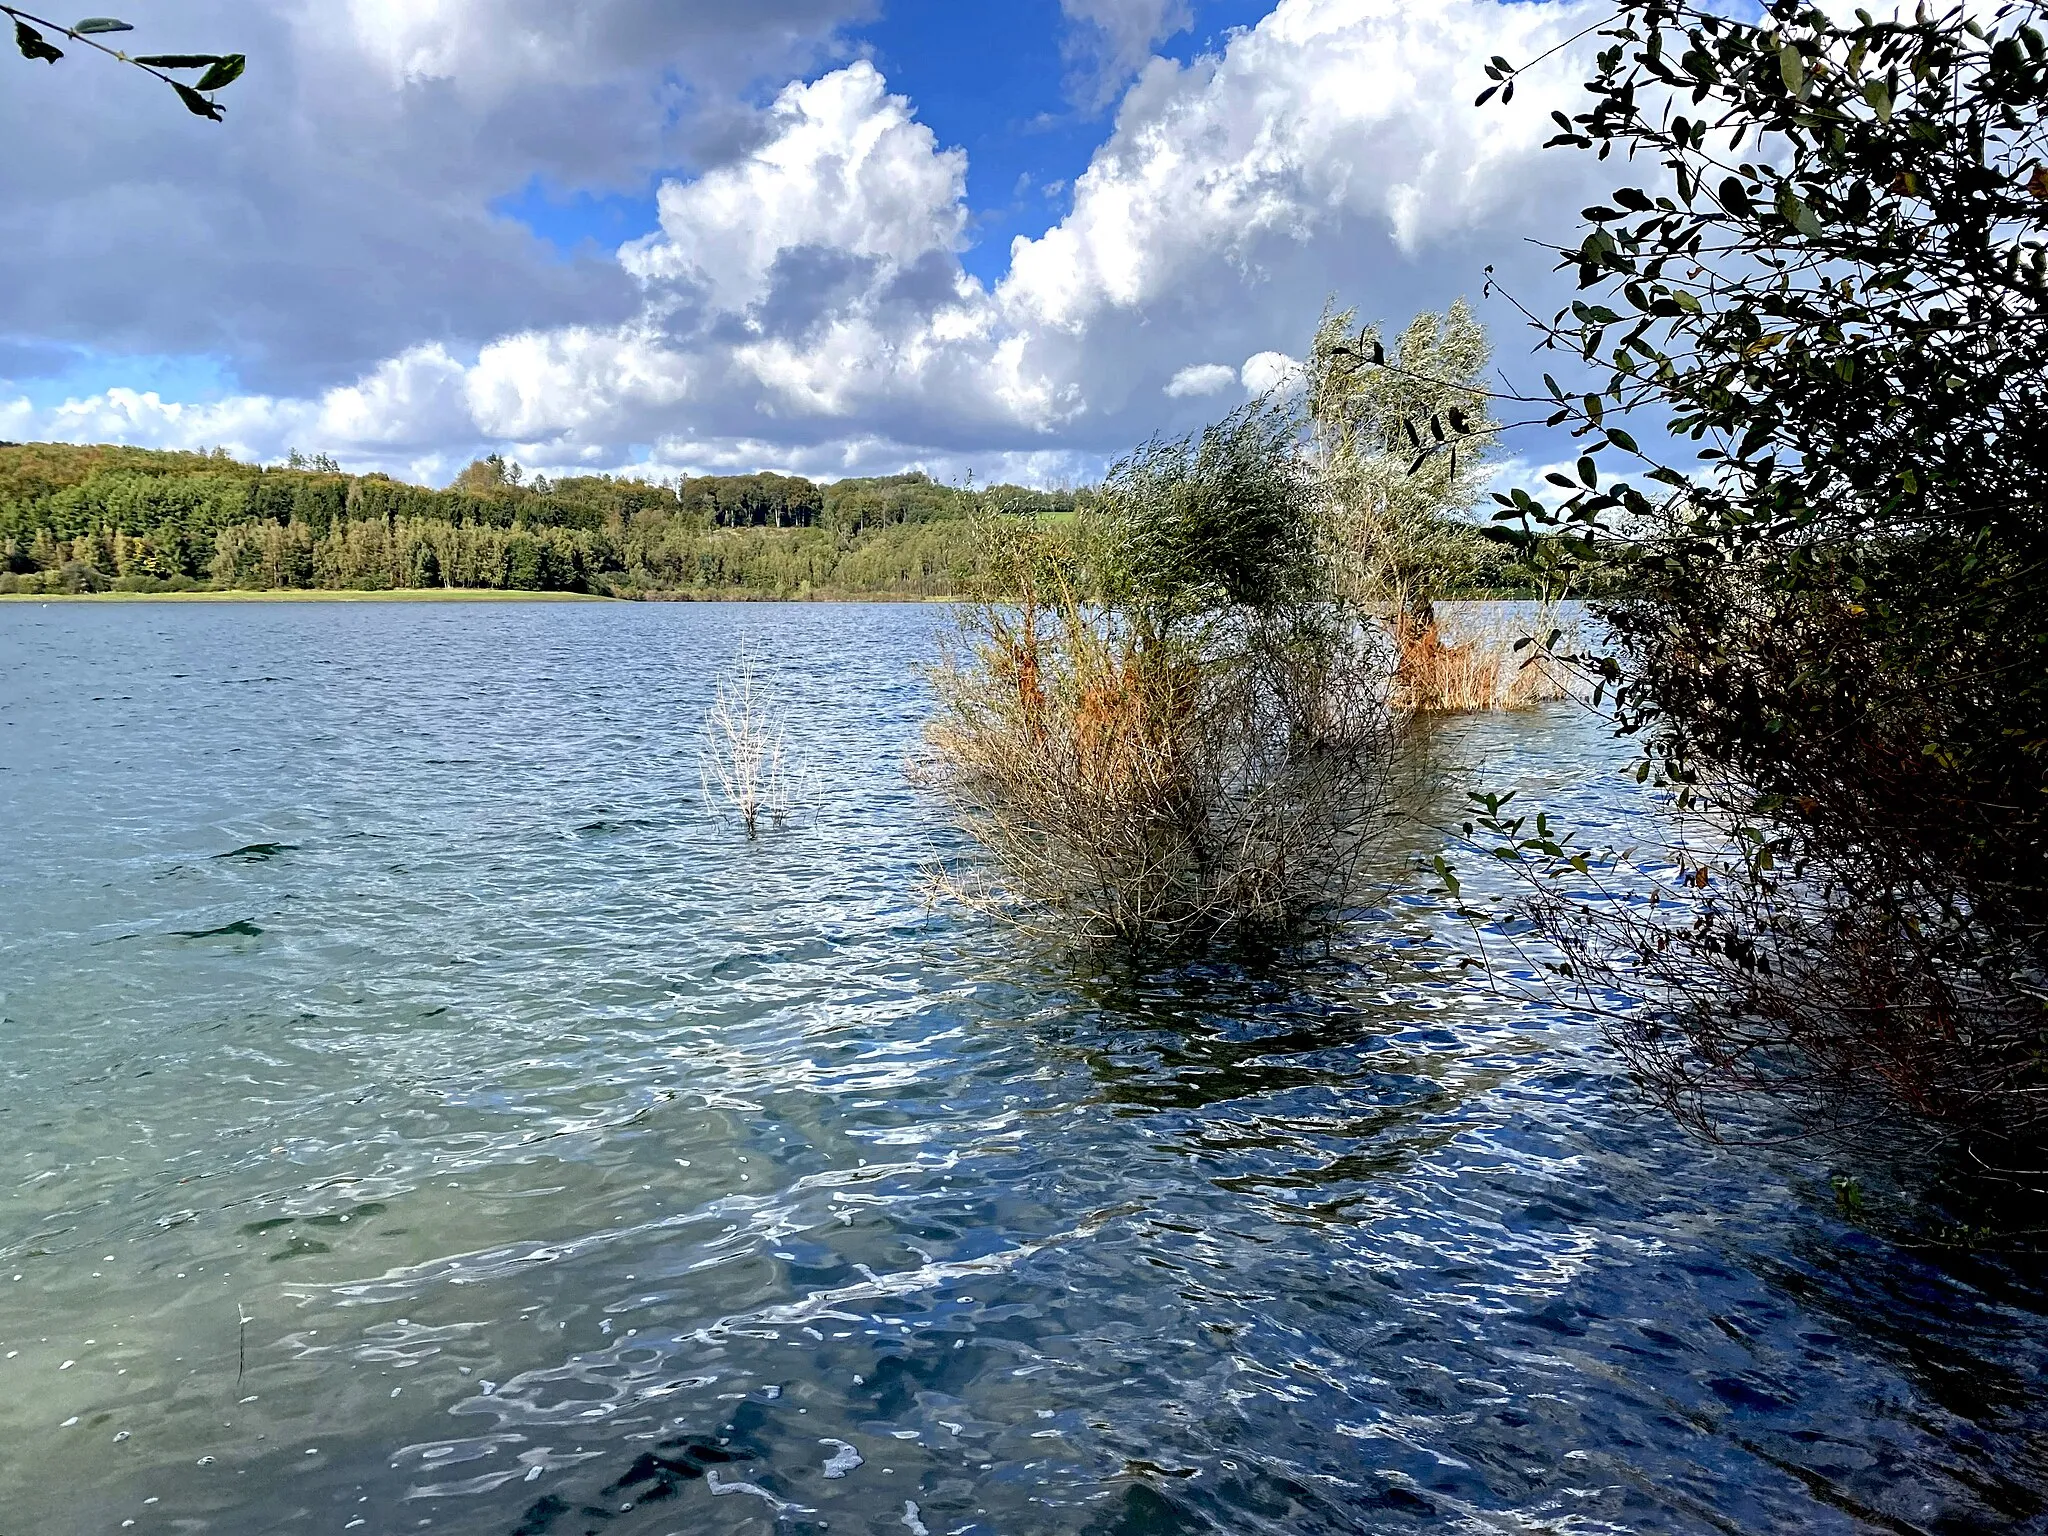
5,7,244,119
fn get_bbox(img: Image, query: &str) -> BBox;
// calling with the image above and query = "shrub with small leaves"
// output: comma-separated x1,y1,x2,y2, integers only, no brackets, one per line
1475,0,2048,1152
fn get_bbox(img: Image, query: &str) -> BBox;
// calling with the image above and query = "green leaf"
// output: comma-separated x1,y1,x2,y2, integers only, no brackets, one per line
1864,78,1892,120
72,17,133,34
15,19,64,62
1778,43,1805,93
133,54,225,67
1777,187,1822,236
195,53,245,90
173,81,226,120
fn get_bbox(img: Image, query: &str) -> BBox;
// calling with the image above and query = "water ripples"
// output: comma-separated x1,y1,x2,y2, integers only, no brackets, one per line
1,600,2045,1535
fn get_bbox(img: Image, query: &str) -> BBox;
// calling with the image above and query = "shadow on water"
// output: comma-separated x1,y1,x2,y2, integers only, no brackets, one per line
169,918,265,940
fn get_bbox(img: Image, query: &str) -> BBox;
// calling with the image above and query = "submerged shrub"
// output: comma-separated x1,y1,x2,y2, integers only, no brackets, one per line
923,407,1397,949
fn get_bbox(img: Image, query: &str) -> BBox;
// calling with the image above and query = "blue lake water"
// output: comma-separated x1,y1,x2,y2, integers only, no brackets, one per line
1,599,2044,1535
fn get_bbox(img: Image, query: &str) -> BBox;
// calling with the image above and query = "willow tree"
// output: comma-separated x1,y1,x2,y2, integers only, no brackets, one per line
1306,300,1502,623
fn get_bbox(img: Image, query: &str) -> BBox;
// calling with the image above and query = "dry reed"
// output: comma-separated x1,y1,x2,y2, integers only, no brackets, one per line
921,556,1396,948
1389,603,1580,712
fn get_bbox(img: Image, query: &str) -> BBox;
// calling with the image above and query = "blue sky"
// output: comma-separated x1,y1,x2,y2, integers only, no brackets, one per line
0,0,1612,484
857,0,1277,282
5,349,240,412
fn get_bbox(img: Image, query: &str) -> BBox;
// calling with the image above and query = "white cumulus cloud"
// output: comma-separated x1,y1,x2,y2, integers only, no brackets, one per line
1060,0,1194,108
1239,351,1304,397
1164,363,1238,398
621,62,967,313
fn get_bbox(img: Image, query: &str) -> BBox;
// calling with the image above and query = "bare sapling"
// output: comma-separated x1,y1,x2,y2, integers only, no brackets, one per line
699,649,805,836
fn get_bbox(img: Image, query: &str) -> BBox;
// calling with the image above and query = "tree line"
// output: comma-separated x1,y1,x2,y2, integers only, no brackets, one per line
0,444,1079,598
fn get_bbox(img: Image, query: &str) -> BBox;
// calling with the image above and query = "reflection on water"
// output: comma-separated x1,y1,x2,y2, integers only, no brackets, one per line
1,599,2044,1535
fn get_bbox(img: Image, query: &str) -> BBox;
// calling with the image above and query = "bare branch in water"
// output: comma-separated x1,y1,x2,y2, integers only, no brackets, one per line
699,648,808,837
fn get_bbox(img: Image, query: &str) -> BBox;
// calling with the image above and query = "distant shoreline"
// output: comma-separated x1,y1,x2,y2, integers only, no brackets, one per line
0,588,965,605
0,589,1554,608
0,589,615,604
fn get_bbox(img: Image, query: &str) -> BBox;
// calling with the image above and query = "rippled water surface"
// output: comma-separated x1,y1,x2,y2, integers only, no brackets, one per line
3,599,2046,1536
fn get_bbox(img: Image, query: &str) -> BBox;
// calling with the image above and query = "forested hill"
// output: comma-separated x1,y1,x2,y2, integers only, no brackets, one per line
0,443,1080,598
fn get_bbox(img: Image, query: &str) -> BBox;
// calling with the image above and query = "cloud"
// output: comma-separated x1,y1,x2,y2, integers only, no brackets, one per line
1002,0,1607,333
1060,0,1194,110
0,0,873,393
1164,363,1238,398
337,0,876,97
620,62,967,313
1239,351,1303,396
3,0,1618,484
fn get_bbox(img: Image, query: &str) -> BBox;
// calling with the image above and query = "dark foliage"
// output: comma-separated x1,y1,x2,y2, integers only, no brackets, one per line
1481,0,2048,1147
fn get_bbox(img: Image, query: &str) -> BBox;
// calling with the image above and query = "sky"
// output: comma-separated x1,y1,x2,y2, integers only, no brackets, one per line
0,0,1620,488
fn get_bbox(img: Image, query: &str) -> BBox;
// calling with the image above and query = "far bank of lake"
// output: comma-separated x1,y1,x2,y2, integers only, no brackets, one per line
0,587,614,603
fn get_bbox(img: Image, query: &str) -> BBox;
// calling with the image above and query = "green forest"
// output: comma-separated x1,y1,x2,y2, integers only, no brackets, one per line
0,443,1085,599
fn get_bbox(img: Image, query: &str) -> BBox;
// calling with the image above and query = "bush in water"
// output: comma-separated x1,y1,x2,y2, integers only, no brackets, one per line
922,405,1398,950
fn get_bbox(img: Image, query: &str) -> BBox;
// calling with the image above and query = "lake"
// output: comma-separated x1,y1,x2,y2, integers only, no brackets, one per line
1,599,2044,1535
